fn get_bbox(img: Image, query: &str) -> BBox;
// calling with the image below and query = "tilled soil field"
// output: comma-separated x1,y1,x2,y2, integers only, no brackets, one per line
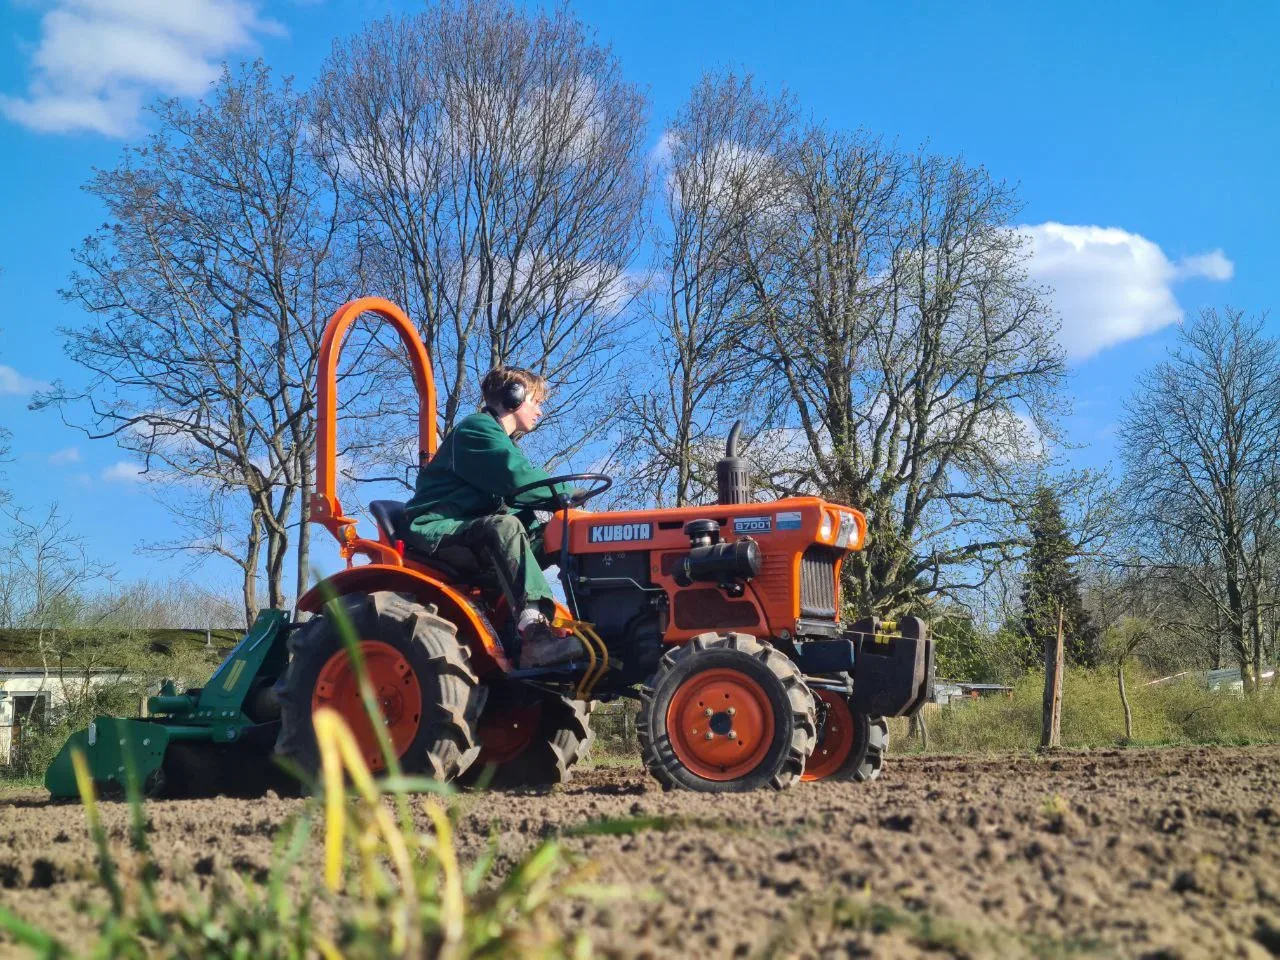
2,745,1279,959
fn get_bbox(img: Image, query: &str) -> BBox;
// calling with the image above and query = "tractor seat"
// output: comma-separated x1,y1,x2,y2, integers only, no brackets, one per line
367,500,490,585
369,500,410,543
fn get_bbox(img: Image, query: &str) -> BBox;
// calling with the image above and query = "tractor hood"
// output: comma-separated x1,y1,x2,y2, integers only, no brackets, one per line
543,497,865,556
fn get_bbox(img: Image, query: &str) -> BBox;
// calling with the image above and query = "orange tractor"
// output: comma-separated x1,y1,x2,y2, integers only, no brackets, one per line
273,297,933,792
47,296,932,799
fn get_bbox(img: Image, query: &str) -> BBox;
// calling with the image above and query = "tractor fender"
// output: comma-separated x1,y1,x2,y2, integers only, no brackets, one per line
298,565,511,675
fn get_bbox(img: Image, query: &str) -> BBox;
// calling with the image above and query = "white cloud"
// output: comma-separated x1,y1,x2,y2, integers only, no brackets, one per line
48,447,81,465
436,249,639,323
0,364,50,395
102,460,144,483
1173,250,1233,282
1019,223,1234,362
649,130,678,168
668,139,783,214
1,0,283,137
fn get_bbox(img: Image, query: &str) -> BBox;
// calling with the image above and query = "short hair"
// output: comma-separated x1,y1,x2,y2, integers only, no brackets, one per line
480,366,549,410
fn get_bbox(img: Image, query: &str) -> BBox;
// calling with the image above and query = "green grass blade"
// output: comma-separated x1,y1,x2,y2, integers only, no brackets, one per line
560,815,687,837
0,904,67,957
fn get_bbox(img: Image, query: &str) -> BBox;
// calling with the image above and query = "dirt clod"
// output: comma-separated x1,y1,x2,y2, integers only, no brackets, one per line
880,813,914,832
28,858,60,889
1254,916,1280,955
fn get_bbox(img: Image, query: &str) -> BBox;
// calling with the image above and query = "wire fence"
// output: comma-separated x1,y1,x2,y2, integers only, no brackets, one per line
591,699,640,755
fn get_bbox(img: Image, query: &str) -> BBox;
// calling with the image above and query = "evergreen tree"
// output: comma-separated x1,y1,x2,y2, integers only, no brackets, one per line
1019,487,1101,668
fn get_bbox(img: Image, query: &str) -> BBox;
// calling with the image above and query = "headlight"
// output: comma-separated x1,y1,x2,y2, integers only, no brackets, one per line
836,512,857,548
819,511,834,540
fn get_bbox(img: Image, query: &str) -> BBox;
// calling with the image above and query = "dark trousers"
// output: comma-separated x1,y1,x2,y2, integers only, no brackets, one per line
422,513,556,618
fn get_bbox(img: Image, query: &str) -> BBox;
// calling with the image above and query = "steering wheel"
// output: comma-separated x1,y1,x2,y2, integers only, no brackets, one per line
506,473,613,511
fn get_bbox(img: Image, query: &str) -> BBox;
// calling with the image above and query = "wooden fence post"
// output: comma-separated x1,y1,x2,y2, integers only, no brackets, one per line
1041,604,1064,750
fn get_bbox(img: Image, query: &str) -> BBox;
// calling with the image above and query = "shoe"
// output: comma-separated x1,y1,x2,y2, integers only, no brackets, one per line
518,619,585,669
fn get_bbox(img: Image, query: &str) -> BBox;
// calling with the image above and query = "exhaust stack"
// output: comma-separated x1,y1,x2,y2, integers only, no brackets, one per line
716,421,752,505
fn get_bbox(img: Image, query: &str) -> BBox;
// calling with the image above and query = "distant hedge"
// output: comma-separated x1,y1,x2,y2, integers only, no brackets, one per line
0,628,241,670
890,667,1280,753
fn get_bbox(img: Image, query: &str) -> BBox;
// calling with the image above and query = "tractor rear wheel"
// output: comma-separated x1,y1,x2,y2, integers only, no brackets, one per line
801,688,888,783
459,690,594,789
275,591,484,786
638,632,816,792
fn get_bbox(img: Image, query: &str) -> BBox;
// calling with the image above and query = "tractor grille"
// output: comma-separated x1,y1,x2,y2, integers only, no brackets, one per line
799,546,840,619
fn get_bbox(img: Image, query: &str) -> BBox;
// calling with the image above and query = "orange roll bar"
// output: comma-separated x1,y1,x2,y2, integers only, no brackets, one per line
311,298,437,554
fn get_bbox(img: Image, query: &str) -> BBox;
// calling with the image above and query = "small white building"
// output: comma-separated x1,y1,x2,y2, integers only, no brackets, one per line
1205,666,1277,693
0,628,236,768
932,680,1013,705
1146,665,1277,693
0,669,124,765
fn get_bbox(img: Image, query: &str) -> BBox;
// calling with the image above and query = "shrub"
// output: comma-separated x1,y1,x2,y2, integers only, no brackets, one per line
589,699,638,756
895,668,1280,754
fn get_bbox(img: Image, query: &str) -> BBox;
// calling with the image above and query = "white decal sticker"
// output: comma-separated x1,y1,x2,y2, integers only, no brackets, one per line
589,522,652,544
776,511,803,530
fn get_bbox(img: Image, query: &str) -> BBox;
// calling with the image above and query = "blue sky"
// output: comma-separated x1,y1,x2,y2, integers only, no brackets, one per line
0,0,1276,597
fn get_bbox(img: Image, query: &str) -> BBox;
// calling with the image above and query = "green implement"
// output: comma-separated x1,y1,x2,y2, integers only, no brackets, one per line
45,609,293,799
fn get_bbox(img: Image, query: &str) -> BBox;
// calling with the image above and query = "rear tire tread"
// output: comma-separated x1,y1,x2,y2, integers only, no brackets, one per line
464,695,595,789
275,591,484,787
852,716,889,782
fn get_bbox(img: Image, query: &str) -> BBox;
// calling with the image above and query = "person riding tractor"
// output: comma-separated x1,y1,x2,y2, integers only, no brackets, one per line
403,366,585,668
43,298,933,800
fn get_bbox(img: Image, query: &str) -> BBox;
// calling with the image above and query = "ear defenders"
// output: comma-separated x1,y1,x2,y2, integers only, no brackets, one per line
499,377,526,412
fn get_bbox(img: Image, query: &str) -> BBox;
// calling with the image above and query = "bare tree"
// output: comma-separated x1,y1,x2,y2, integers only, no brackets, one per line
0,328,13,509
39,62,353,625
1121,308,1280,691
0,422,10,509
617,72,794,506
80,578,242,630
0,504,113,725
737,132,1067,614
1141,519,1238,670
1085,560,1163,740
311,0,648,482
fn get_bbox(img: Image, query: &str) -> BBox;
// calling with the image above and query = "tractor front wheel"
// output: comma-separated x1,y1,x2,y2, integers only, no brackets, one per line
275,591,484,786
638,632,816,792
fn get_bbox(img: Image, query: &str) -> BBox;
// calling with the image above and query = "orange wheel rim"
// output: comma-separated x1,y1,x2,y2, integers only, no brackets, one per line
474,704,542,766
802,689,855,781
312,641,423,773
666,668,775,781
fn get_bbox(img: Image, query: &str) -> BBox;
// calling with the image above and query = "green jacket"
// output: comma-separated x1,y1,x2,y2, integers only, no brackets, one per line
405,411,568,549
